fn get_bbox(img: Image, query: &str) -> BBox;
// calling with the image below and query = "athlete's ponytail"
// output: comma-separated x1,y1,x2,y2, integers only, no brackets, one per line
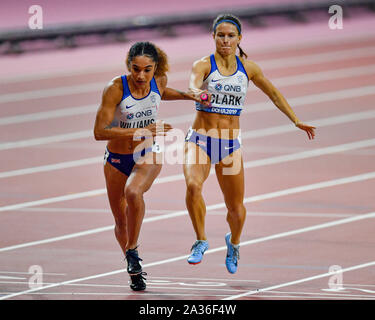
212,14,248,59
237,44,248,59
126,41,169,76
154,45,169,77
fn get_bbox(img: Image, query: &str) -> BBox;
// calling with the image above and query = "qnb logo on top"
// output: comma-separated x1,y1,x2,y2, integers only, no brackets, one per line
214,83,241,93
126,109,154,120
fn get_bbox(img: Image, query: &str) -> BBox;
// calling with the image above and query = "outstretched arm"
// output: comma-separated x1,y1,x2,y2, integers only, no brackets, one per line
248,61,316,140
157,72,209,105
162,87,210,106
161,87,195,100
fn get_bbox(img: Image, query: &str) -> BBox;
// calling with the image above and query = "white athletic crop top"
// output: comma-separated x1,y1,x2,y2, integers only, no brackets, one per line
110,75,161,129
195,54,249,116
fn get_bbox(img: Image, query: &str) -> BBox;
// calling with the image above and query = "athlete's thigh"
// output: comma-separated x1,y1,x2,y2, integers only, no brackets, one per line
183,141,211,185
215,149,245,207
126,152,162,193
104,162,128,215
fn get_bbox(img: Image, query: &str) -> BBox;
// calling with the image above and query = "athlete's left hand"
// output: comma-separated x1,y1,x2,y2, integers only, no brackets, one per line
296,122,316,140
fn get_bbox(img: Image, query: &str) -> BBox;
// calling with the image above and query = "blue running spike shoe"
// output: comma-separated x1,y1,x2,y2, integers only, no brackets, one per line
187,240,209,265
225,233,240,274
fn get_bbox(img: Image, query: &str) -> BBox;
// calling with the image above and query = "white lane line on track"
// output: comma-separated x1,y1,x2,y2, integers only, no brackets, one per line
0,271,65,276
0,130,92,151
2,108,375,178
0,291,374,299
1,45,375,104
0,281,248,292
1,63,375,126
0,156,102,179
18,208,359,219
242,109,375,139
1,209,375,300
1,169,375,252
18,207,174,214
1,136,375,214
210,212,358,218
0,104,97,126
2,282,375,299
266,290,375,298
1,84,375,151
0,275,259,286
222,260,375,300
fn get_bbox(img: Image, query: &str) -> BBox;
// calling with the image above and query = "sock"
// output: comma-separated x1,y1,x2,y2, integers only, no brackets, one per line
230,236,240,248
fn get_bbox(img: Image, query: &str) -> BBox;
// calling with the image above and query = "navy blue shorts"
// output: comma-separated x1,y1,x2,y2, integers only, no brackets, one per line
185,127,241,164
104,147,153,177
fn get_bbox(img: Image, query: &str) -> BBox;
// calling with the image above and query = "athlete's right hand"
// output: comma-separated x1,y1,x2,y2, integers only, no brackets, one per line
146,120,173,137
187,88,211,107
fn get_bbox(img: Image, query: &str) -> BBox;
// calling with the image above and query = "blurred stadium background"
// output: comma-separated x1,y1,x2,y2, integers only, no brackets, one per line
1,0,374,54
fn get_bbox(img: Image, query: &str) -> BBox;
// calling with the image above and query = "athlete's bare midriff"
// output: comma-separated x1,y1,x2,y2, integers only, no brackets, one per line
191,111,241,139
107,136,153,154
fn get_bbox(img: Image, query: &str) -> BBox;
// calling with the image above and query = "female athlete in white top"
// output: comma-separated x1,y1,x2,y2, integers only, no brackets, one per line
94,41,207,291
184,14,316,273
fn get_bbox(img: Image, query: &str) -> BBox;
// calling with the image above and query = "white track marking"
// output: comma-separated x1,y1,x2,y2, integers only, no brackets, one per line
0,157,102,179
0,104,97,126
209,211,357,218
17,208,362,218
1,46,375,104
223,260,375,300
0,189,107,213
242,109,375,140
1,84,374,151
0,281,247,292
0,291,231,297
1,170,375,251
0,276,25,280
2,62,375,126
1,85,375,151
1,137,375,214
18,207,174,214
0,130,92,151
1,210,375,299
2,108,375,178
266,64,375,88
258,46,375,69
0,271,65,275
0,82,103,104
0,291,373,299
244,138,375,168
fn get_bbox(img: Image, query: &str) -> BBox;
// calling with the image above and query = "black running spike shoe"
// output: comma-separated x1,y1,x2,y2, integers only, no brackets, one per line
125,248,146,291
125,248,143,274
129,272,147,291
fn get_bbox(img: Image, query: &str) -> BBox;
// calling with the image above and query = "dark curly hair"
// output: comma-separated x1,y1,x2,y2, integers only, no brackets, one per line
126,41,169,76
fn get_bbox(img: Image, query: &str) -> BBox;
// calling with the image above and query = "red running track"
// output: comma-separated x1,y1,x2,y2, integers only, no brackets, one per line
0,14,375,300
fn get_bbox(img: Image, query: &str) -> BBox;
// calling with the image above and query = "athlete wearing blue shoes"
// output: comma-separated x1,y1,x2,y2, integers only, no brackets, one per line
184,14,316,273
94,42,208,291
